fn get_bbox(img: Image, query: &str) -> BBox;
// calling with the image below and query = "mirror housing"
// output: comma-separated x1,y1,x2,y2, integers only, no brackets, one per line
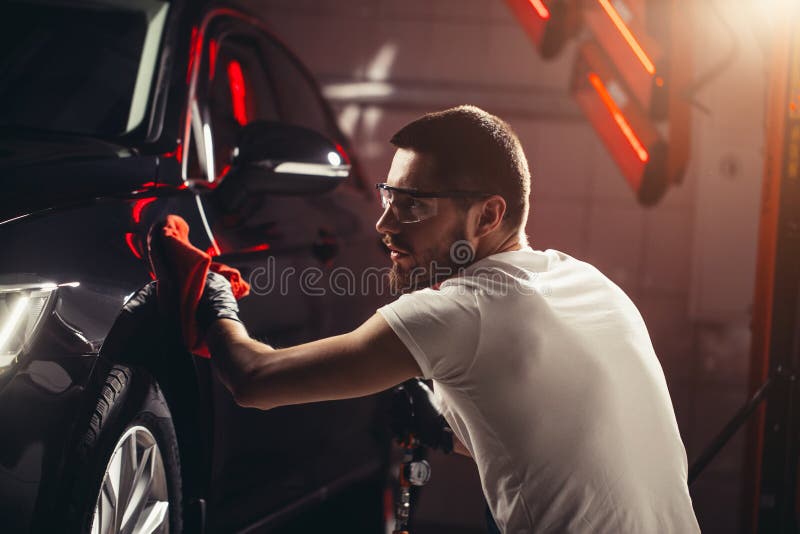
233,121,350,192
214,121,350,211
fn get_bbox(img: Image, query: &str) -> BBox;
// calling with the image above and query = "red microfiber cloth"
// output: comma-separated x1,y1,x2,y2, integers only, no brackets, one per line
148,214,249,358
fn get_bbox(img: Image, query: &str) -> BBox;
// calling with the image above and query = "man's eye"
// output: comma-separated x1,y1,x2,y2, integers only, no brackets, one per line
395,197,415,209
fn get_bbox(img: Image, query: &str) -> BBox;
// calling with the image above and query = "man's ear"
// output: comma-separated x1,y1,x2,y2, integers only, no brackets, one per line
474,195,507,239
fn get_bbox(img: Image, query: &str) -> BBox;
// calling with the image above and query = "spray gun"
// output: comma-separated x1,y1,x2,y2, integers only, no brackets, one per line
393,433,432,534
390,379,453,533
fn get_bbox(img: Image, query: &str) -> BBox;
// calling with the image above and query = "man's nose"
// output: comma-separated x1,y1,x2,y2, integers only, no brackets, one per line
375,204,400,235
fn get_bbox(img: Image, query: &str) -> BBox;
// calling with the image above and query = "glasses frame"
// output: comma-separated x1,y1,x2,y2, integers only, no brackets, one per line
375,183,493,199
375,183,494,224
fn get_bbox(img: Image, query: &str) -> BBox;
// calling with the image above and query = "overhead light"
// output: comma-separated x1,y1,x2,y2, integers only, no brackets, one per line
505,0,577,59
571,41,677,205
588,73,649,162
583,0,665,117
323,81,394,100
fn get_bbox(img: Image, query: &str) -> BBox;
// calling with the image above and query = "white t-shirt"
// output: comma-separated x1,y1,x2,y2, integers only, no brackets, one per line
377,247,700,534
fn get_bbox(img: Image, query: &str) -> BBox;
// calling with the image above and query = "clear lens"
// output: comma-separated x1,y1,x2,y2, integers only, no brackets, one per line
0,285,57,373
378,187,391,210
378,188,438,223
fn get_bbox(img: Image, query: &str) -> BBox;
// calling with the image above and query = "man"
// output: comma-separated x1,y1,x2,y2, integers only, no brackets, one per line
199,106,700,532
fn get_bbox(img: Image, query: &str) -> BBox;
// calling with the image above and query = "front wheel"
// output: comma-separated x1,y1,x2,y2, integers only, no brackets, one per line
91,423,171,533
66,365,183,534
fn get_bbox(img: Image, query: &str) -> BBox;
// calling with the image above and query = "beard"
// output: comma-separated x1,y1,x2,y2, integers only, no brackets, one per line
387,227,471,294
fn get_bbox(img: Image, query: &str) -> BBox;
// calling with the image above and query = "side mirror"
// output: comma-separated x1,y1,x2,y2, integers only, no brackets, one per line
214,121,350,207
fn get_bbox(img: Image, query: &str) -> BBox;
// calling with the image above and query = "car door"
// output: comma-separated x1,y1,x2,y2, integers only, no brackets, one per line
181,12,391,531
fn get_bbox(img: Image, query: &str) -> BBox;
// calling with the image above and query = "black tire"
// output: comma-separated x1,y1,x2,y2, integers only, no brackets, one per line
65,365,183,534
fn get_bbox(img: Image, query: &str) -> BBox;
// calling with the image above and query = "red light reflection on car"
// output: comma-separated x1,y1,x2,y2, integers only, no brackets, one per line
228,60,248,126
124,232,142,259
187,27,200,83
208,38,219,80
131,198,156,224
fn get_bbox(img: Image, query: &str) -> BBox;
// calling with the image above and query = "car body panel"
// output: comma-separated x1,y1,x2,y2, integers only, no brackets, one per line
0,353,97,533
0,1,392,532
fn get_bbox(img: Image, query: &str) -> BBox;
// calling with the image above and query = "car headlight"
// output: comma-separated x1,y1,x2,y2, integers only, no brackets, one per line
0,282,75,375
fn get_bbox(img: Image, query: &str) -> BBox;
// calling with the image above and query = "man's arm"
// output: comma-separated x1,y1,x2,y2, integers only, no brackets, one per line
205,313,423,410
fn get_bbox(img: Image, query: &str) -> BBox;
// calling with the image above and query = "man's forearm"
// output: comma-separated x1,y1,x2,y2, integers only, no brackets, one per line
203,313,421,411
205,318,273,401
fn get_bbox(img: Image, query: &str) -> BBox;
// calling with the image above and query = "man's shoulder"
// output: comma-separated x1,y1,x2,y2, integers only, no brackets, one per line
443,247,560,287
466,247,572,272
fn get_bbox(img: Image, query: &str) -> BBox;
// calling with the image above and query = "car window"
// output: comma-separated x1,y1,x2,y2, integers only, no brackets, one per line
207,33,281,178
257,38,367,191
259,39,340,142
185,29,281,181
183,17,350,185
0,0,168,137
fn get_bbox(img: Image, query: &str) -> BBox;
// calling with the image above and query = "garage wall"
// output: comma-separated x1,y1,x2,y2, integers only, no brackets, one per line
244,1,765,532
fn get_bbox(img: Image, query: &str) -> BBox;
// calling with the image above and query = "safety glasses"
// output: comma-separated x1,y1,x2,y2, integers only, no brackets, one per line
376,183,493,224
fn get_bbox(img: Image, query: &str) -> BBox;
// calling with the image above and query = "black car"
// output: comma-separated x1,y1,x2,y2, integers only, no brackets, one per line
0,1,393,532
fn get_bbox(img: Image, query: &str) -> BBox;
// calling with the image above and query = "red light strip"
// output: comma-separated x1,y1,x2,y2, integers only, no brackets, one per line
335,143,351,165
124,233,143,259
240,243,271,253
588,73,649,162
131,198,156,224
528,0,551,19
597,0,655,75
186,27,199,83
227,60,248,126
217,163,231,181
162,143,183,163
208,39,218,81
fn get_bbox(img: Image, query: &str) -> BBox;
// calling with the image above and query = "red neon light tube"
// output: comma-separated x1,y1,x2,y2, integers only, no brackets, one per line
597,0,655,75
528,0,551,19
588,73,649,162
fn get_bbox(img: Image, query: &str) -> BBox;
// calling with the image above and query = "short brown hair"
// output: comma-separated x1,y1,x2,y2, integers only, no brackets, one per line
390,105,531,229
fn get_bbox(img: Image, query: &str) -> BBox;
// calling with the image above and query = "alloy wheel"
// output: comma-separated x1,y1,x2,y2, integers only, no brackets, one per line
90,425,170,534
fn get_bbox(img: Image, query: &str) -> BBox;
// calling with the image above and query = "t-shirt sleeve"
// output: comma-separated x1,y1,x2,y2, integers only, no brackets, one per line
377,285,480,382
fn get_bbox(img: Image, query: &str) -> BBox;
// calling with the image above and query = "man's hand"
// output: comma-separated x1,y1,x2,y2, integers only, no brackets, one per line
102,281,164,364
122,280,157,314
391,378,454,454
197,271,243,332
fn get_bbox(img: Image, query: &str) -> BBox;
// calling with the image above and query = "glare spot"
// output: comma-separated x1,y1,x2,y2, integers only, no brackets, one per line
366,43,398,81
327,151,342,166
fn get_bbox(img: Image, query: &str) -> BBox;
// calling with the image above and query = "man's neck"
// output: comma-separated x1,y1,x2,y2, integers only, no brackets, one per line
475,232,525,262
495,233,524,254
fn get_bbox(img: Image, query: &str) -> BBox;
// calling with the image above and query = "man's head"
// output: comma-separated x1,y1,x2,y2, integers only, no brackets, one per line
375,105,531,293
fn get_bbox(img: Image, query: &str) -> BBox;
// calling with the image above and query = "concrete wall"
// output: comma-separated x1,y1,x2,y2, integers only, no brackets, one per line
245,1,769,531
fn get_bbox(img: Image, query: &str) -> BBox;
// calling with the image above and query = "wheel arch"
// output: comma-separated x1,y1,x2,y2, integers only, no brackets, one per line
30,358,186,533
99,340,215,512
